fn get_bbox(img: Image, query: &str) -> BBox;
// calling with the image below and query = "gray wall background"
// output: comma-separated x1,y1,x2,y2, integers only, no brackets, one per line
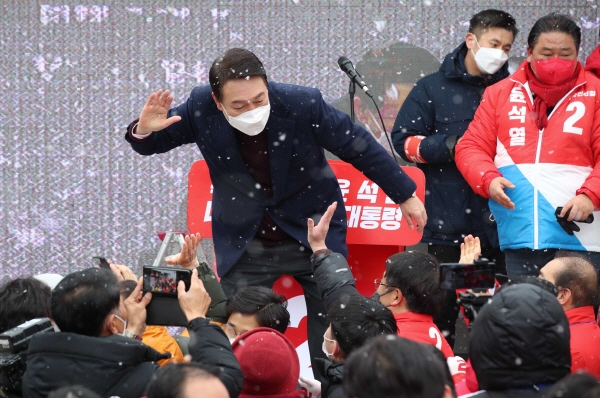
1,0,599,281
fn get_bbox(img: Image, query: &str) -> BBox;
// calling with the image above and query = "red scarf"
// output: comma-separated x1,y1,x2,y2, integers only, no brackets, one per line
525,62,581,130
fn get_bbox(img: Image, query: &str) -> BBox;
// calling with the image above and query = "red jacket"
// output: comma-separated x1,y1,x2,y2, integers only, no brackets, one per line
455,60,600,252
586,45,600,77
567,306,600,378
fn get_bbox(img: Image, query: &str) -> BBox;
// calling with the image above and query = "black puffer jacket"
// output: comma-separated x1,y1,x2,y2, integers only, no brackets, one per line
469,284,571,397
314,359,345,398
22,332,167,398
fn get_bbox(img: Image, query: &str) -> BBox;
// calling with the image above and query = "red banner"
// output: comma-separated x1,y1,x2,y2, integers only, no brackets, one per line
188,159,425,245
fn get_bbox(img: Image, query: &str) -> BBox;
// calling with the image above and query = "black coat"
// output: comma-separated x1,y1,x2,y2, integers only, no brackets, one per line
391,43,509,248
126,82,417,277
466,386,553,398
469,284,571,396
22,333,166,398
314,359,346,398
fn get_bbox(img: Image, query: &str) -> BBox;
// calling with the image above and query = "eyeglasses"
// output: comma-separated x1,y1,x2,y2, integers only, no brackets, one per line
374,278,397,290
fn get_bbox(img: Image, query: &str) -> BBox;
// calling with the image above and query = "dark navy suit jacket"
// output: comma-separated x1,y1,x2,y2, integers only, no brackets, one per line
126,82,416,276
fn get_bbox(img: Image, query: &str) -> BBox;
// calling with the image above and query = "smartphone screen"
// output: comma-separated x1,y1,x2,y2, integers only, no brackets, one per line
440,262,495,290
143,267,191,296
92,256,111,270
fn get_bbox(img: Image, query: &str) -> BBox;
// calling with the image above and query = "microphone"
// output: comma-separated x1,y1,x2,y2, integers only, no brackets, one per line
337,56,373,98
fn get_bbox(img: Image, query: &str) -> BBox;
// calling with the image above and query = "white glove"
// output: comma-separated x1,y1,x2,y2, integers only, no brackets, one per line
299,376,322,398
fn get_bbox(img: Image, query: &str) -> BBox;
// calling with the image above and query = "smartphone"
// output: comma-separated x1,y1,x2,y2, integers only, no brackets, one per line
440,260,496,291
143,266,192,326
142,266,192,296
92,256,111,270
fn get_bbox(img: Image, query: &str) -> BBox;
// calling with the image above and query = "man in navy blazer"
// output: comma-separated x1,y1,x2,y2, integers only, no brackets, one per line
125,48,426,375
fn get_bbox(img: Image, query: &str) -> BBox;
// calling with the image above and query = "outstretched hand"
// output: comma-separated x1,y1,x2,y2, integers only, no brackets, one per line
165,233,201,269
459,234,481,264
136,89,182,136
307,202,337,252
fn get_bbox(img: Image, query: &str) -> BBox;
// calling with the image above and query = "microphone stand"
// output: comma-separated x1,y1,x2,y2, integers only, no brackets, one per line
348,80,356,123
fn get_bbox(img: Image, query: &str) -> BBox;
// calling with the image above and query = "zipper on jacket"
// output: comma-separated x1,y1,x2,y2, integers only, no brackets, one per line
533,129,544,250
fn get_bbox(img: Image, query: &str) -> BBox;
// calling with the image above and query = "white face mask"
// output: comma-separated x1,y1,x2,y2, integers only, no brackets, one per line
229,337,237,345
223,102,271,136
471,39,509,75
322,332,336,360
114,314,127,336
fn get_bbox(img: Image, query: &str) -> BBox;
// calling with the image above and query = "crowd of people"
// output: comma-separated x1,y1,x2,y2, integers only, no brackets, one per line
2,8,600,398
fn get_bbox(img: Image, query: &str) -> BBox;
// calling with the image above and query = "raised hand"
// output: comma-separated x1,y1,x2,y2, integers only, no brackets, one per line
459,234,481,264
307,202,337,252
136,89,182,136
165,233,201,269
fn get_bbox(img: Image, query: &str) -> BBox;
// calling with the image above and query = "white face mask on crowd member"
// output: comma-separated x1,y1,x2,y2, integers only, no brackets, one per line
472,39,509,75
322,330,336,360
223,102,271,136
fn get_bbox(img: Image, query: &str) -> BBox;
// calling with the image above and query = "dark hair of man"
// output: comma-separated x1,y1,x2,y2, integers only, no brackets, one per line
328,295,398,359
468,9,519,39
527,13,581,52
552,252,599,308
119,279,137,300
147,363,222,398
225,286,290,334
47,385,101,398
0,277,52,333
343,335,449,398
385,251,445,316
51,268,120,337
547,372,600,398
209,48,268,101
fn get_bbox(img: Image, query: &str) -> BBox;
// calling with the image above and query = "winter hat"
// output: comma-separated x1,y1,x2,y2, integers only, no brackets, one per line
232,327,305,398
33,273,64,290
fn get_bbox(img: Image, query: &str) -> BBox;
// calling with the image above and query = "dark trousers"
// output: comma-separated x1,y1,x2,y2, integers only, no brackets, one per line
429,244,505,348
219,240,327,379
505,248,600,277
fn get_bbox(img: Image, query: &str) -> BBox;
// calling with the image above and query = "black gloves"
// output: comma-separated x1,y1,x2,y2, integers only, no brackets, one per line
555,207,594,235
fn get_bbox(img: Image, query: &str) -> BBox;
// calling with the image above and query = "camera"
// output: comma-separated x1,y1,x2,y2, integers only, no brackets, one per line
143,267,192,326
439,259,496,328
0,318,54,394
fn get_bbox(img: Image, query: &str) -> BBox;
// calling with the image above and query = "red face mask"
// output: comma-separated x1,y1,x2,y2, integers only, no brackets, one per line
533,58,577,85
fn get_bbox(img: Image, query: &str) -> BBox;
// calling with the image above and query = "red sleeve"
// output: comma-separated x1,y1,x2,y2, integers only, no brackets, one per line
455,87,502,198
578,79,600,210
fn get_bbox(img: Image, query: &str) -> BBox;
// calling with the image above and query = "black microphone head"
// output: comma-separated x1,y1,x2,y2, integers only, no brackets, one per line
338,56,351,69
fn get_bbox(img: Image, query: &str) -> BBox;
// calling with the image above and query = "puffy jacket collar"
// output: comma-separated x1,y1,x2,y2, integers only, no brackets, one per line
440,42,509,87
28,331,170,363
566,305,596,325
314,358,344,384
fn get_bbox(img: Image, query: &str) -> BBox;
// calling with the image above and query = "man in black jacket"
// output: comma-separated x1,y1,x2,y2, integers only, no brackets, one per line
391,9,518,347
306,203,398,398
468,284,571,397
22,268,243,398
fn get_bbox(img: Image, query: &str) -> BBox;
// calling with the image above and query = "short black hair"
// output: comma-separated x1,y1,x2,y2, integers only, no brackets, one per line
328,294,398,359
119,279,137,300
51,268,120,337
209,48,268,101
385,251,445,316
225,286,290,334
527,13,581,52
48,385,101,398
147,363,222,398
553,253,599,308
547,372,600,398
469,9,519,39
0,277,52,333
343,335,450,398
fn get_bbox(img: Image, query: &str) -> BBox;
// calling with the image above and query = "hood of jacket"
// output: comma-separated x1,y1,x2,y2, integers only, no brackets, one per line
22,332,167,398
314,358,345,396
586,45,600,76
440,42,509,87
469,284,571,391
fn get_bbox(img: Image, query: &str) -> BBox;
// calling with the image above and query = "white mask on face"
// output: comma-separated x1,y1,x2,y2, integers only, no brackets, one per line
229,337,237,345
471,39,509,75
223,102,271,136
114,314,127,336
322,332,336,360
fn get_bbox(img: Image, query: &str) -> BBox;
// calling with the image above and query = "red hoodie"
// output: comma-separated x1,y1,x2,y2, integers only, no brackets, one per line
586,45,600,77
